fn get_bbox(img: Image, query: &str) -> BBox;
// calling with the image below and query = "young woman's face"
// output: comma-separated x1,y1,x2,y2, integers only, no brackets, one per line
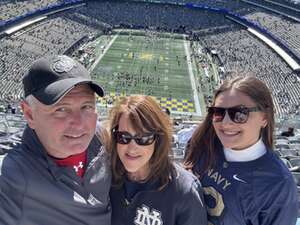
116,113,155,181
212,89,267,150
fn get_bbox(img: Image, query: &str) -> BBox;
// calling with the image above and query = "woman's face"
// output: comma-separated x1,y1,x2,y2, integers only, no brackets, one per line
212,89,267,150
116,113,155,181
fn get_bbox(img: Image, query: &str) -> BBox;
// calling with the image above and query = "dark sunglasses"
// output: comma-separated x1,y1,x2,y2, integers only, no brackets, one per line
113,130,157,146
207,105,260,124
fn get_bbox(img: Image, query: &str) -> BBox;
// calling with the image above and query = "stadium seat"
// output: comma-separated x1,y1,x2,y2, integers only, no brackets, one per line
290,158,300,168
290,138,300,145
275,143,290,150
274,150,282,157
0,143,13,154
290,143,300,148
280,149,298,159
280,157,292,169
292,172,300,192
276,139,289,145
171,147,185,163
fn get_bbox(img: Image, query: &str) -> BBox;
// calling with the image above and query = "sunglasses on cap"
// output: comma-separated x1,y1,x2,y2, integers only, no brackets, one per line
113,129,157,146
207,105,261,124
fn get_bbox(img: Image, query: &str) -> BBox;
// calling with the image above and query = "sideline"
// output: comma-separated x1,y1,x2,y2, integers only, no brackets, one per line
183,39,202,116
89,33,119,72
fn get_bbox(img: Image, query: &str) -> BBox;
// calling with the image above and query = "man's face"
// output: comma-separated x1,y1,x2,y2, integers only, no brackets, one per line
22,84,98,158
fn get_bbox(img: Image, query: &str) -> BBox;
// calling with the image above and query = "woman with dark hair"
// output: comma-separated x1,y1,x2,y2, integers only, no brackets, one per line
184,76,297,225
107,95,207,225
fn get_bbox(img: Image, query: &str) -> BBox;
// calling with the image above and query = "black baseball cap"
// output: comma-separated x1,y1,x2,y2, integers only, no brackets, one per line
23,55,104,105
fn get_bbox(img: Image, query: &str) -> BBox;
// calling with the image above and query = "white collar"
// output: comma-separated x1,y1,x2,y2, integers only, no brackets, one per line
224,139,266,162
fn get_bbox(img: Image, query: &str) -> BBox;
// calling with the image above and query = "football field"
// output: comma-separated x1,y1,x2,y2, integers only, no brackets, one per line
90,31,202,115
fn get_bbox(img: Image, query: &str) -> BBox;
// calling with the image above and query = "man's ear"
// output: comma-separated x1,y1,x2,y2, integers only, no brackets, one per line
21,101,35,129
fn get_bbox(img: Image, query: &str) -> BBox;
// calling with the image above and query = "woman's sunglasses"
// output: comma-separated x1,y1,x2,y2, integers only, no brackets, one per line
113,130,157,146
207,105,260,124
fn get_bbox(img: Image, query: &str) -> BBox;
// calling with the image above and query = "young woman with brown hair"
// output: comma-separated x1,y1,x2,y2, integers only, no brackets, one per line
184,75,297,225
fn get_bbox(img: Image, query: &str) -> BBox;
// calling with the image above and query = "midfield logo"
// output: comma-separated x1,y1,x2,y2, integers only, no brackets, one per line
134,205,163,225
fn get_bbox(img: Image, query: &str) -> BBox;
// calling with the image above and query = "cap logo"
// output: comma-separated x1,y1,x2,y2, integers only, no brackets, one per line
52,55,76,73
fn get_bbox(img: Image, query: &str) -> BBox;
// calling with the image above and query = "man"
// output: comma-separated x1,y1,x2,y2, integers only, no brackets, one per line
0,55,111,225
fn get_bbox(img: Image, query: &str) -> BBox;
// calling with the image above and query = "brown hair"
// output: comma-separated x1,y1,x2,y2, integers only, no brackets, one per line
108,95,174,189
184,75,275,177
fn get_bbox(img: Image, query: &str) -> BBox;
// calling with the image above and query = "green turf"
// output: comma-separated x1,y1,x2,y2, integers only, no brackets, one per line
88,30,221,115
92,33,193,97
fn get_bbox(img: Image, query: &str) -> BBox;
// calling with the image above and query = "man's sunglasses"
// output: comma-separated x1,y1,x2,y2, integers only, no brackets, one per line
207,105,260,124
113,130,157,146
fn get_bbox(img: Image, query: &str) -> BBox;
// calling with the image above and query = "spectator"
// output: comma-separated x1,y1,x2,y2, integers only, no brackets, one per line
0,55,111,225
107,95,207,225
184,75,298,225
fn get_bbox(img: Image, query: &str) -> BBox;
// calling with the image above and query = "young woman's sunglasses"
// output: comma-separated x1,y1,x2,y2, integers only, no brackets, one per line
207,105,261,124
113,130,157,146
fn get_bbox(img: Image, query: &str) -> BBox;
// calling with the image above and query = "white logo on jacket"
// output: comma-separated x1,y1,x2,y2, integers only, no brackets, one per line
134,205,163,225
73,161,84,172
233,174,247,183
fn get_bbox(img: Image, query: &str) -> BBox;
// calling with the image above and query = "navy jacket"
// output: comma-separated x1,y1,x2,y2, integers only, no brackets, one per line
194,148,298,225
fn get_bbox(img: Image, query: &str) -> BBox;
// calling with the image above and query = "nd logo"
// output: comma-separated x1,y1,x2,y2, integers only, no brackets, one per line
134,205,163,225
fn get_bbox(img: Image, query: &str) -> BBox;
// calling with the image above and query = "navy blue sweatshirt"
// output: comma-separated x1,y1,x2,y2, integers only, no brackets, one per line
194,148,298,225
110,164,207,225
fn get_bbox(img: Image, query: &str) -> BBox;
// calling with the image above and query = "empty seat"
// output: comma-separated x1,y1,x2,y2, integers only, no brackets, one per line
292,172,300,192
280,149,298,159
289,137,300,145
290,144,300,151
276,139,289,145
280,157,292,169
274,150,282,157
275,143,290,150
290,158,300,168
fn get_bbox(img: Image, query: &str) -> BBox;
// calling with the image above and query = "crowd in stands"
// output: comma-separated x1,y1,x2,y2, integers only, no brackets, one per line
242,1,300,58
0,10,101,102
0,0,299,118
0,0,64,21
247,0,300,19
270,0,300,10
143,0,300,11
78,1,233,32
192,25,299,117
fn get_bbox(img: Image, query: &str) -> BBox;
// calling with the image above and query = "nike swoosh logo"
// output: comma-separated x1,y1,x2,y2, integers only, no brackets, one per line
233,174,247,183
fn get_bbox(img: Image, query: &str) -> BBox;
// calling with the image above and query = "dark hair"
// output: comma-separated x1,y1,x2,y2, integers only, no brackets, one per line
184,75,275,177
108,95,174,189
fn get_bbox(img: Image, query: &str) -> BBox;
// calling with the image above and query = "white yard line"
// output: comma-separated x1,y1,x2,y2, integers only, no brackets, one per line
184,39,202,116
89,34,119,72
